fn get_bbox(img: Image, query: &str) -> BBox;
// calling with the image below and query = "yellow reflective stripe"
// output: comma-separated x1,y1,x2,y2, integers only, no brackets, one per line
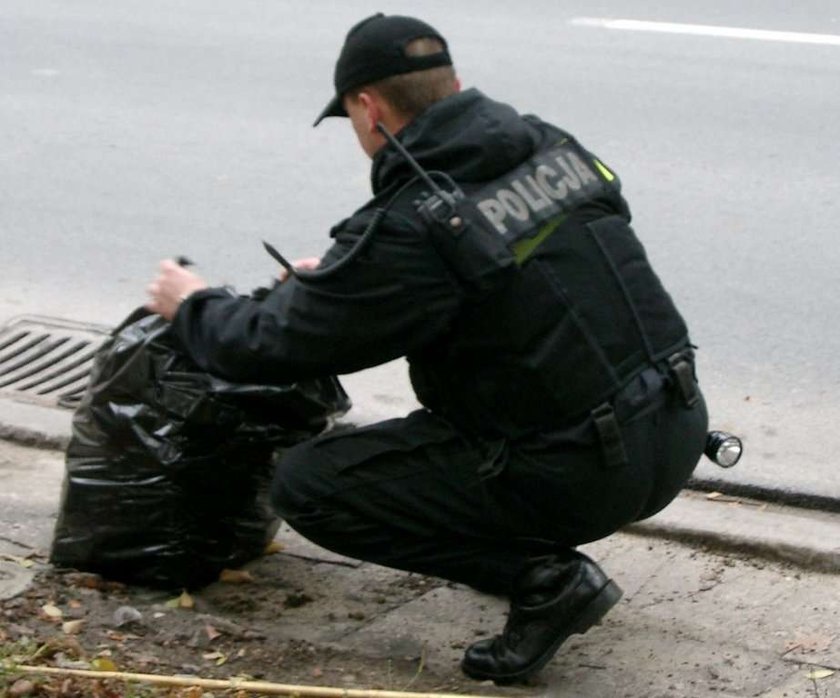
512,216,565,264
593,158,616,182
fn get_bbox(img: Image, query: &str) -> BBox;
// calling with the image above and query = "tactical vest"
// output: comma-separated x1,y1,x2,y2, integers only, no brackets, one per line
409,125,693,440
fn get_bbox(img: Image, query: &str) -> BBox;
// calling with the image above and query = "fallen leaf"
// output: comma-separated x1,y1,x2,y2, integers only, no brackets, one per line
2,554,34,568
41,603,63,620
64,572,104,590
264,541,284,555
784,630,834,654
90,657,118,672
54,658,89,671
68,599,82,609
806,668,835,680
205,624,222,642
202,650,227,665
166,590,195,609
219,569,254,584
31,635,84,661
62,619,86,635
132,654,160,667
8,679,35,697
705,492,741,504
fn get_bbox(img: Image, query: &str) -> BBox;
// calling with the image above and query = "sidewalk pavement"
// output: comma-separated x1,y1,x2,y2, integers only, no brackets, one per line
1,424,839,697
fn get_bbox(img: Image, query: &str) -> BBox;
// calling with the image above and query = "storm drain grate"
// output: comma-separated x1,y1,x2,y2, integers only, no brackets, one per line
0,315,111,410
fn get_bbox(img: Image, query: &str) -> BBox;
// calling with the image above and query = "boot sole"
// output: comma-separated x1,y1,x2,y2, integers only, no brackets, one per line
462,579,623,684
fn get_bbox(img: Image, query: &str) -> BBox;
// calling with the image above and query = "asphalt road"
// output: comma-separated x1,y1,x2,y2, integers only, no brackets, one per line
2,1,839,499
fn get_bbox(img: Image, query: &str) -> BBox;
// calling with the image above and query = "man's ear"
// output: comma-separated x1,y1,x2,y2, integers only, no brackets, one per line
357,91,381,134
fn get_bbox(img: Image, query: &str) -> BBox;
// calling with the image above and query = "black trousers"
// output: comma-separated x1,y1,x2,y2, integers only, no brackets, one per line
271,367,708,596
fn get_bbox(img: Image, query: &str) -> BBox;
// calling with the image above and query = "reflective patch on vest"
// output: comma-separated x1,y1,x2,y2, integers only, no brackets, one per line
474,141,608,239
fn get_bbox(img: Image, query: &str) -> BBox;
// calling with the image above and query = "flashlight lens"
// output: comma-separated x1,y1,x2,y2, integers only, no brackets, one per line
705,431,743,468
715,438,742,467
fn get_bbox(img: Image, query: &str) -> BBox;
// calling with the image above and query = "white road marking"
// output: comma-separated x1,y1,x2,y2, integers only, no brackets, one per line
570,17,840,46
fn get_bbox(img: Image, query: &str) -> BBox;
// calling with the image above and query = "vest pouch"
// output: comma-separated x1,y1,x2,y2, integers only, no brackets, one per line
419,190,518,297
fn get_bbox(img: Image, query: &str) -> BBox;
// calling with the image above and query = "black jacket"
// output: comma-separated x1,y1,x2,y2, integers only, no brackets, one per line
172,89,689,437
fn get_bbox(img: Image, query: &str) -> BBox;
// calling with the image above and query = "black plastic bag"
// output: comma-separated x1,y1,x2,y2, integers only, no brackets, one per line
50,307,350,589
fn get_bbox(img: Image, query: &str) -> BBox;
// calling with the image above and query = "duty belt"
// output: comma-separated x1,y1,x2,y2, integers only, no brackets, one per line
592,350,699,469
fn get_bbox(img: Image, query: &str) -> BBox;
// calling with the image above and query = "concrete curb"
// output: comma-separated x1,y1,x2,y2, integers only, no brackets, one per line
0,400,72,451
688,475,840,514
2,398,839,577
627,492,840,573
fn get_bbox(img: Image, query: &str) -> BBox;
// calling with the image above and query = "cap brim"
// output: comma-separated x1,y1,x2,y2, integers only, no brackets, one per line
313,94,348,127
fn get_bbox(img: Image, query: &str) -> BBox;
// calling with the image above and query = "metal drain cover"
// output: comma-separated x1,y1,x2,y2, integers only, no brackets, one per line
0,315,110,410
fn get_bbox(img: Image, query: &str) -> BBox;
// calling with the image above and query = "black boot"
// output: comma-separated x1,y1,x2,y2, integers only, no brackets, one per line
461,551,622,683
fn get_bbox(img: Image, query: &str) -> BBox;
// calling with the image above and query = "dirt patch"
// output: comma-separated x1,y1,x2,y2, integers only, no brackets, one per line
0,550,517,697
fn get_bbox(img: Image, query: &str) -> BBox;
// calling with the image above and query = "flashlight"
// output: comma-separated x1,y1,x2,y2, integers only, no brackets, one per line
704,431,743,468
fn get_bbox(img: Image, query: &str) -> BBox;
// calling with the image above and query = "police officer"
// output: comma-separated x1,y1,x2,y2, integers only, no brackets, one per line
146,14,709,683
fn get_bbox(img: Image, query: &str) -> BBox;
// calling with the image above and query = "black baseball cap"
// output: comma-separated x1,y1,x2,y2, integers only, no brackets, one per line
313,13,452,126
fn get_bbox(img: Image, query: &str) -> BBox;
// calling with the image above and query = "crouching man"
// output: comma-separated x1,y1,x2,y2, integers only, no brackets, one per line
147,14,708,683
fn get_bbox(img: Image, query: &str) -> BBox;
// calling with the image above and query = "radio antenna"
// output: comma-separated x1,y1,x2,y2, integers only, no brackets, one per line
376,123,449,197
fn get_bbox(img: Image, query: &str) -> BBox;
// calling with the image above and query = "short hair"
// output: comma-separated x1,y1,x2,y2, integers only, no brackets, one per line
348,37,457,119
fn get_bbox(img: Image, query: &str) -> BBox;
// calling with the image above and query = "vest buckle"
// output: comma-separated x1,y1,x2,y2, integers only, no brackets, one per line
667,351,700,408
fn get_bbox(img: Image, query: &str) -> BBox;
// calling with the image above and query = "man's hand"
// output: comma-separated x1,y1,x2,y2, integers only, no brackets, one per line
278,257,321,282
146,259,209,321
